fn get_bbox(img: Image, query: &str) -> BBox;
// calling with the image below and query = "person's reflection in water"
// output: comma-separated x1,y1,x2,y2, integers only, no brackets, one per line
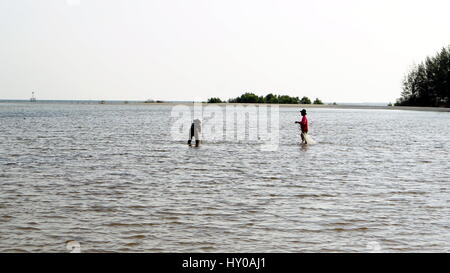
300,143,309,151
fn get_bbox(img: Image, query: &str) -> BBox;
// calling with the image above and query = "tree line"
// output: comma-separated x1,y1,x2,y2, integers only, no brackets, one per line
207,93,324,105
396,46,450,107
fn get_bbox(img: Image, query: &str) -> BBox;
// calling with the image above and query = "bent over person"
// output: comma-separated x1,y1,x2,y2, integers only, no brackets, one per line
188,119,202,147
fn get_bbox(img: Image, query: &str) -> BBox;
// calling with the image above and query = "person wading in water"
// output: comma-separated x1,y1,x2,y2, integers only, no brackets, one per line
187,119,202,147
295,109,309,144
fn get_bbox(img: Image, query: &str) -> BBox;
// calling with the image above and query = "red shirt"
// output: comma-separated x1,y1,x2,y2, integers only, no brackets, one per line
300,115,308,133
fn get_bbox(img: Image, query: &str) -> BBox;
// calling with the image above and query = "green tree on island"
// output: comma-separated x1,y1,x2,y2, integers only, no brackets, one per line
396,46,450,107
265,93,278,104
207,97,223,103
300,96,311,104
228,92,259,103
313,98,324,105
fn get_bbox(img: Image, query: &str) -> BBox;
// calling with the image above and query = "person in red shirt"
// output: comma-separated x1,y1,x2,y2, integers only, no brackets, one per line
295,109,309,144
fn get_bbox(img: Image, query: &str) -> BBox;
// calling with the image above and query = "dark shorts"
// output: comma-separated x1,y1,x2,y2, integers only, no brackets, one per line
190,123,195,139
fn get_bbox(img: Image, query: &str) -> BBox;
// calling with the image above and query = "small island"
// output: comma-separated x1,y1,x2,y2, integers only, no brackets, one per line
207,93,324,105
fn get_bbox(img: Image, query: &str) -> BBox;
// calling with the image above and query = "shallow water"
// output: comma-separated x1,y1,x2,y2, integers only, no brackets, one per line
0,102,449,252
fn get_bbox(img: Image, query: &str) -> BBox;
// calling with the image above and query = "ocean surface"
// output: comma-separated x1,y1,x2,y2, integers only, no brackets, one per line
0,102,449,252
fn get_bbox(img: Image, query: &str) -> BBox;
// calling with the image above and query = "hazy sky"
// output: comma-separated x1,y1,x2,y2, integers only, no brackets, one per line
0,0,449,102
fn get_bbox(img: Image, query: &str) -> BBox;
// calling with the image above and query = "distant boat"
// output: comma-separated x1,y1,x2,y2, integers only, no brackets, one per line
30,92,36,102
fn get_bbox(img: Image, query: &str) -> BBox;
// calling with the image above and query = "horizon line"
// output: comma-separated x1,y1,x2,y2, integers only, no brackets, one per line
0,99,391,105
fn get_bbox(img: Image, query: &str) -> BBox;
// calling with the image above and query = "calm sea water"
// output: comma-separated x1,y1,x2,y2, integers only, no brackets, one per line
0,102,449,252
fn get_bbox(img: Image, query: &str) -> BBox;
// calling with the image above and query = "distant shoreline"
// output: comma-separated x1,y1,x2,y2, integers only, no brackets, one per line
1,100,449,112
172,103,450,112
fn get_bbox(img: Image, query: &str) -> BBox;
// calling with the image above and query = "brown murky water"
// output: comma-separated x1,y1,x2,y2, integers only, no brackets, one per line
0,102,449,252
